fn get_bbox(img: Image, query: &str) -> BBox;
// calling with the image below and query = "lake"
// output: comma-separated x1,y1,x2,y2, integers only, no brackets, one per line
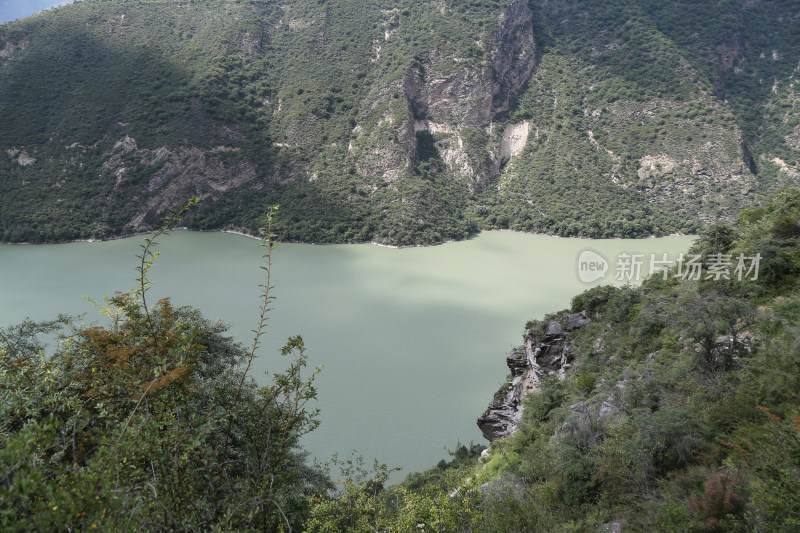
0,230,694,480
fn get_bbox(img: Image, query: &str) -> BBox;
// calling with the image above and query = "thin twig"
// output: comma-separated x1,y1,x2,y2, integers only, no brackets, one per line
218,205,278,486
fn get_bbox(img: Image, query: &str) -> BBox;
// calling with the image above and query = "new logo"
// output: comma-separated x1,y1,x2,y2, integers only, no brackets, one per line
577,250,608,283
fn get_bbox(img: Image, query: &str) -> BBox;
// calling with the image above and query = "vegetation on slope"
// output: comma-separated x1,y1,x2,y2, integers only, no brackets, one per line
1,0,799,244
0,0,492,245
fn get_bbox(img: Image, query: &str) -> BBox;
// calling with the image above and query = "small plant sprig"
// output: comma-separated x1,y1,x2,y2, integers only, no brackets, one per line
219,204,279,483
135,198,199,342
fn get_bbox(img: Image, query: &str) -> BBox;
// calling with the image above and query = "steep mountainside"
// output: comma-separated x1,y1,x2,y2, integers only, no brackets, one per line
1,0,799,244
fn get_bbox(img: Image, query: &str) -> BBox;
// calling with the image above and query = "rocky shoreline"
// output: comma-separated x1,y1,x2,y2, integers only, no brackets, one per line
477,311,591,441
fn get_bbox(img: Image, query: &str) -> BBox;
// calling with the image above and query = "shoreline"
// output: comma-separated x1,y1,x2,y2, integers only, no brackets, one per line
0,227,262,247
0,227,695,248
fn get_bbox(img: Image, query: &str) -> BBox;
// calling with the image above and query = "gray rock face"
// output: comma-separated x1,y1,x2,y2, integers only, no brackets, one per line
404,0,536,128
558,396,619,451
563,311,591,331
354,0,537,186
545,320,565,337
476,312,590,441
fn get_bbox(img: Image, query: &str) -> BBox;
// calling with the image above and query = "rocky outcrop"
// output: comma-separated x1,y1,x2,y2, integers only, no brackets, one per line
5,148,35,166
404,0,535,128
98,136,256,233
487,0,537,119
500,121,530,160
477,312,590,441
352,0,536,186
0,38,29,60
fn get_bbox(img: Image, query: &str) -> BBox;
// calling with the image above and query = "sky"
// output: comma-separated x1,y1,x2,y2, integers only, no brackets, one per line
0,0,76,24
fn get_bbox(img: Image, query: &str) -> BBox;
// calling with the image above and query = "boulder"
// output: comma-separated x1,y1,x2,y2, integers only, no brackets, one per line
545,320,565,337
505,346,530,377
563,311,591,331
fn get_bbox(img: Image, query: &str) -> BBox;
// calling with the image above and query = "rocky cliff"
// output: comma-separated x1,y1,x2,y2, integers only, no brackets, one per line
477,311,590,441
350,0,536,190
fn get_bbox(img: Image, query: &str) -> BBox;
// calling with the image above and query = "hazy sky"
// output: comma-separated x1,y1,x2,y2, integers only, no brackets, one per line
0,0,76,24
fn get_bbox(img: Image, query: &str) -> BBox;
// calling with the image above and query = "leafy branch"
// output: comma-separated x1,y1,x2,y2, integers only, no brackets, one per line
219,204,279,484
135,198,199,349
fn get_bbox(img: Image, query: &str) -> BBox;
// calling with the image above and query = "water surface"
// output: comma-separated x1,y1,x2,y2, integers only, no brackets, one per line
0,230,694,479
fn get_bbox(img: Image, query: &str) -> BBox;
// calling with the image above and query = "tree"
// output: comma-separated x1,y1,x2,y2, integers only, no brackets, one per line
692,222,735,256
0,201,328,531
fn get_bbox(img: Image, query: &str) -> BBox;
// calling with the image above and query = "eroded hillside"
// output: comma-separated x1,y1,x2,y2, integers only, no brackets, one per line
1,0,799,243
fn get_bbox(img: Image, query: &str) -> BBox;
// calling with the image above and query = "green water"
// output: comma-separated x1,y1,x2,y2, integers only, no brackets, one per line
0,230,694,479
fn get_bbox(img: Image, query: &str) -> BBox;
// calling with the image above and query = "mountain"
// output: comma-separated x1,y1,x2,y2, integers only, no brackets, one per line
1,0,799,244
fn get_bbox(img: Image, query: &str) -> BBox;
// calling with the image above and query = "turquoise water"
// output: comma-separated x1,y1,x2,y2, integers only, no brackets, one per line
0,230,694,479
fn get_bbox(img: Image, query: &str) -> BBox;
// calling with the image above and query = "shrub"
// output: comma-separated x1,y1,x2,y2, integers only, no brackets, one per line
689,469,745,532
